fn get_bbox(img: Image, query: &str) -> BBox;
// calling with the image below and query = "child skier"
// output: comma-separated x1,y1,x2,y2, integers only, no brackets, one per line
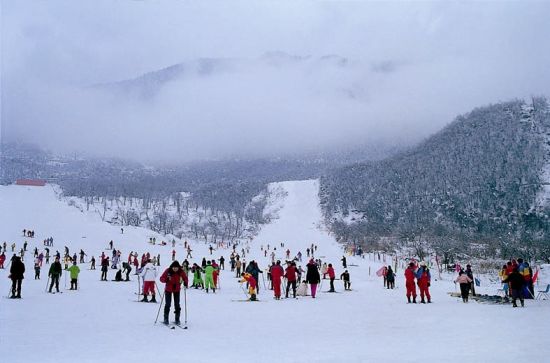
240,272,258,301
340,270,351,290
67,260,81,290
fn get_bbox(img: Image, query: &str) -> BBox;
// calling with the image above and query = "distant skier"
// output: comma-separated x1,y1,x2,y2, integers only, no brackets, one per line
327,263,336,292
90,256,96,270
9,256,25,298
204,261,216,293
284,261,298,299
140,259,158,302
0,252,5,269
270,261,284,299
386,266,395,289
405,262,417,303
455,270,473,303
122,262,132,281
48,256,63,293
341,256,347,269
67,260,81,290
465,264,476,296
416,262,431,303
340,270,351,290
501,268,525,307
100,257,109,281
160,261,188,325
219,256,225,270
245,260,262,293
34,259,41,279
191,263,204,289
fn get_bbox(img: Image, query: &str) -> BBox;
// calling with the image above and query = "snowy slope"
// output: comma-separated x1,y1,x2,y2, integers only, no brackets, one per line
1,181,550,363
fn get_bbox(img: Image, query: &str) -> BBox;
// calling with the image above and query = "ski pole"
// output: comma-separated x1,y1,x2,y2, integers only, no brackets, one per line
183,287,188,328
137,276,141,301
154,290,166,324
64,271,67,290
45,276,50,293
240,283,248,298
261,273,267,291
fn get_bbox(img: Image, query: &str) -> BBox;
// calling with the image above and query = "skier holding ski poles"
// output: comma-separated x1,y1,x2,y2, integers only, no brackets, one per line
159,261,188,325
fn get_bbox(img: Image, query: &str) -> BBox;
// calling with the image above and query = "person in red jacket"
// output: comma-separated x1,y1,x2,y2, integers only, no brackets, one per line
240,272,257,301
284,261,298,299
270,260,284,300
415,262,431,303
405,262,417,303
327,263,336,292
159,261,188,325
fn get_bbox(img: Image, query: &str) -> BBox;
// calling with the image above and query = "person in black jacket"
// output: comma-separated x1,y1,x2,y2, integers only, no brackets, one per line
10,256,25,298
306,259,321,298
502,268,525,307
245,260,263,293
48,256,63,293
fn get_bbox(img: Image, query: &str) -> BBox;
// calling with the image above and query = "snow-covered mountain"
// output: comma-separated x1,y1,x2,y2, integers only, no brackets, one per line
92,52,373,100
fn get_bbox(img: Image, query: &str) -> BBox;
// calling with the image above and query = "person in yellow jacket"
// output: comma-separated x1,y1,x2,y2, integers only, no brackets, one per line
239,272,257,301
67,261,81,290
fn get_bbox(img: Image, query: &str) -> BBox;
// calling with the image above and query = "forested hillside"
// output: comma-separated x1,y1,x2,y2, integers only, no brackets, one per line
320,98,550,260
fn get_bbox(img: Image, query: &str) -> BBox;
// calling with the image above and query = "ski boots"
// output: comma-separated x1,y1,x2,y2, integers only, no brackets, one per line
150,296,156,303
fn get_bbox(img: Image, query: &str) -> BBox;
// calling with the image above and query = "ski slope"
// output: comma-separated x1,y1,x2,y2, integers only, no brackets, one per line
1,180,549,363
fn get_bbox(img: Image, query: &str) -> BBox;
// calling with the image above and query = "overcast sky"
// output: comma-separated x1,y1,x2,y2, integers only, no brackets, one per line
1,1,549,163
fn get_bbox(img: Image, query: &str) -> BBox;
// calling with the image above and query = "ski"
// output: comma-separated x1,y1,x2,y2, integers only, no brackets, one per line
231,299,265,302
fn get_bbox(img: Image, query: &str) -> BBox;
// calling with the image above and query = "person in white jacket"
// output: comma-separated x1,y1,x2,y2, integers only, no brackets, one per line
140,260,157,302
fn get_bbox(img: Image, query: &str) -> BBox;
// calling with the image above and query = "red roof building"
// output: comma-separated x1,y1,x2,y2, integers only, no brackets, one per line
15,179,46,186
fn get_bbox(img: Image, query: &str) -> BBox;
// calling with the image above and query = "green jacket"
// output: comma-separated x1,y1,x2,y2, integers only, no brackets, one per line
204,265,215,277
67,265,80,279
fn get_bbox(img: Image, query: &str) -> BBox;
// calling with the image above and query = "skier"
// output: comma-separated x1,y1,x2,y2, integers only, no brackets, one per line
327,263,336,292
34,259,41,279
212,260,220,288
501,267,526,307
90,256,96,270
79,249,86,263
341,256,347,269
191,263,204,289
204,261,216,293
386,266,395,289
270,261,284,299
405,262,417,303
140,259,157,302
0,252,5,269
416,262,431,303
340,270,351,290
9,256,25,298
455,270,473,303
209,245,214,255
306,259,321,298
67,260,81,290
245,260,262,293
465,264,476,296
48,256,63,293
219,256,225,270
159,261,188,325
235,258,242,277
284,261,298,299
321,263,328,279
122,262,132,281
100,257,109,281
239,272,258,301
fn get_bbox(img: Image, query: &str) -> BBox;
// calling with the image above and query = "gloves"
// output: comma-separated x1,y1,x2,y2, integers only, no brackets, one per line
427,282,431,287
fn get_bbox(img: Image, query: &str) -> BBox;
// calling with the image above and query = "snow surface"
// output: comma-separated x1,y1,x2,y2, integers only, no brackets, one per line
1,180,549,363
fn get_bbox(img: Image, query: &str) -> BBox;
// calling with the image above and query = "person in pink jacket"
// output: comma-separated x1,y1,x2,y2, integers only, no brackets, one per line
327,263,336,292
455,270,473,303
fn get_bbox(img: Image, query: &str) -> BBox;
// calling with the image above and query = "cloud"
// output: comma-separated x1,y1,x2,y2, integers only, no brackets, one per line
2,1,550,163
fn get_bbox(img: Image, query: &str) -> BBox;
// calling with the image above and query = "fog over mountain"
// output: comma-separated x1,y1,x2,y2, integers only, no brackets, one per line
2,1,550,163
